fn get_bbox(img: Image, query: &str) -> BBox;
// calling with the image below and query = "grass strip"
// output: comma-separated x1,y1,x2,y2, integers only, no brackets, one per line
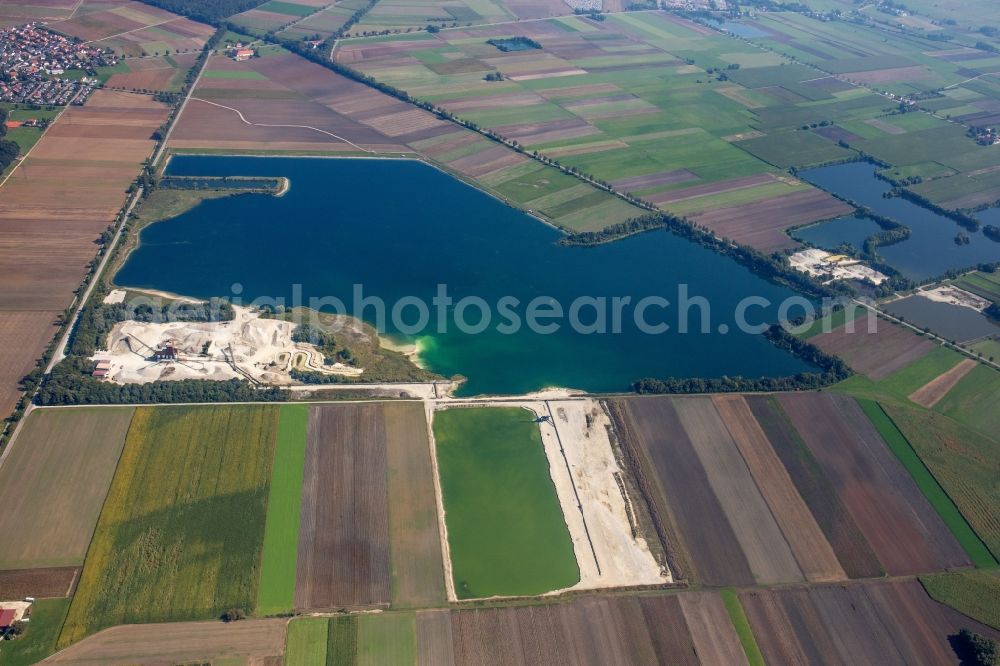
920,571,1000,631
257,404,310,615
857,399,997,568
721,589,765,666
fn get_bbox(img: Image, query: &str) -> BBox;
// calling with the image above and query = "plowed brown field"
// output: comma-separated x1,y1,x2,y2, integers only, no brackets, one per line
742,580,1000,666
43,617,287,664
713,395,846,582
0,567,78,599
746,395,883,579
295,403,390,610
778,393,969,575
449,594,738,665
811,320,936,380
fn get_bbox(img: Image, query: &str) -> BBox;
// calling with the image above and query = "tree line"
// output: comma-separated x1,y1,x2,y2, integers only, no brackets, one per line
632,324,852,394
0,109,21,173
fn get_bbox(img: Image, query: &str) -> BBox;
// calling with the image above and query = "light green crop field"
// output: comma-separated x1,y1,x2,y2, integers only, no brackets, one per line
257,404,310,616
286,617,329,666
433,407,578,599
59,405,280,647
357,612,416,664
935,364,1000,436
875,346,964,401
921,571,1000,630
883,402,1000,563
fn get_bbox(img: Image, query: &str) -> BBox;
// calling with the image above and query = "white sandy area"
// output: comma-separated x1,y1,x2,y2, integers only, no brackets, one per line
920,285,991,311
96,306,362,385
102,289,126,305
428,397,668,602
789,248,888,285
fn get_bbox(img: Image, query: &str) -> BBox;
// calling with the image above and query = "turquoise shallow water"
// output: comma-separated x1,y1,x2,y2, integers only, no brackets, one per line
116,156,812,395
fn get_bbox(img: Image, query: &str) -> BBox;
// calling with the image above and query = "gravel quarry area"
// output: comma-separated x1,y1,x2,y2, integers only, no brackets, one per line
95,306,361,385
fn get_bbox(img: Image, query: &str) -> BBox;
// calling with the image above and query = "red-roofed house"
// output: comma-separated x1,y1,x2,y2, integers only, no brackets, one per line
0,609,17,629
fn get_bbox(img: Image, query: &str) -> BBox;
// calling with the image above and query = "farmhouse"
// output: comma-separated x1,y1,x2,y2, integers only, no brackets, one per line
233,48,254,62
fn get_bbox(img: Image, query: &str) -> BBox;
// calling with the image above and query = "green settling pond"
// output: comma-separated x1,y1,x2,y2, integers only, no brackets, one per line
433,407,578,598
116,155,813,395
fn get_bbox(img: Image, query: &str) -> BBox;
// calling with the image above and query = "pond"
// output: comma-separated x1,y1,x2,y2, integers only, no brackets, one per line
117,156,813,395
798,162,1000,281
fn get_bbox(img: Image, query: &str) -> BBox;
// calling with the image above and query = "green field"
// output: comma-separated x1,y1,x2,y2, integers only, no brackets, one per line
357,613,416,663
286,617,329,666
921,571,1000,630
0,599,71,666
327,616,358,665
59,405,280,646
433,407,578,599
858,399,996,568
935,364,1000,436
257,404,309,615
259,0,316,17
874,346,963,401
722,589,766,666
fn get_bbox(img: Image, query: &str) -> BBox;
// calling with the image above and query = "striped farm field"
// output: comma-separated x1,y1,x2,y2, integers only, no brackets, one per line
609,392,971,586
58,405,280,647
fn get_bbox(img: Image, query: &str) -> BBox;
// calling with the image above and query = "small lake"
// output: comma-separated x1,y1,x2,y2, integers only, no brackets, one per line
714,20,769,38
798,162,1000,281
883,295,1000,343
117,156,812,395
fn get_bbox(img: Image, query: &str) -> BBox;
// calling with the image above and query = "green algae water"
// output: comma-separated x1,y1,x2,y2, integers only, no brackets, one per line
116,156,812,395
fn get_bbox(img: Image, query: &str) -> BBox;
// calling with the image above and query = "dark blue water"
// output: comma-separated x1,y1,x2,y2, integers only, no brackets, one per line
800,162,1000,281
792,214,881,252
117,156,812,395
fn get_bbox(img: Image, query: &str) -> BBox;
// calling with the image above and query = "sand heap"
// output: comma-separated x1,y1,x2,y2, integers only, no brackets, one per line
95,306,362,385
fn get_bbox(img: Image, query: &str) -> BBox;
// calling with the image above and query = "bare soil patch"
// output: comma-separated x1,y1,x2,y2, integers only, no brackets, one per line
909,358,977,408
0,567,78,599
43,618,287,664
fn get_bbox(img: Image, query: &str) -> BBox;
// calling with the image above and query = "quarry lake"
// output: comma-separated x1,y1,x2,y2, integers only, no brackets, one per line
117,156,812,395
797,162,1000,281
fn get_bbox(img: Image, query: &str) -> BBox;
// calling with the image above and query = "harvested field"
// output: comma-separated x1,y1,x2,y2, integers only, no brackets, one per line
778,393,970,575
0,90,167,423
0,311,57,417
908,358,978,408
295,403,390,610
416,609,455,665
384,402,446,609
688,189,852,252
0,567,78,600
611,169,699,192
741,580,1000,666
0,407,134,570
811,320,937,380
44,618,287,665
712,395,846,582
746,396,883,579
59,405,279,646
